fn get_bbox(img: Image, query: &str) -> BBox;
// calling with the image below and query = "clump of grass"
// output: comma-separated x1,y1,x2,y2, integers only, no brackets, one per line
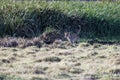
0,37,42,48
31,77,48,80
44,26,57,34
0,0,120,41
43,56,61,62
0,74,7,80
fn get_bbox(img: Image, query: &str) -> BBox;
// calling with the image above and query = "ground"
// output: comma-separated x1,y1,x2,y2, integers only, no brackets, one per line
0,42,120,80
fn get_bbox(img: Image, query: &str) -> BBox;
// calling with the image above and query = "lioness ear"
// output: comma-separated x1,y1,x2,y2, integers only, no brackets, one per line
64,32,68,34
64,32,68,37
64,32,66,34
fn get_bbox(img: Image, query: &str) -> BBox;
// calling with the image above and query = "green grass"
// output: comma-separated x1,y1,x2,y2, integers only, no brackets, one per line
0,0,120,41
0,74,25,80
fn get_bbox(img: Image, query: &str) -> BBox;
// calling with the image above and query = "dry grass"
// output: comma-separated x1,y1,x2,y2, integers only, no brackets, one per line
0,42,120,80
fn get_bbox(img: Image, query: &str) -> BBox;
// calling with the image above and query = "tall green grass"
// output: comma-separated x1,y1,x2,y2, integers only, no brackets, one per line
0,0,120,41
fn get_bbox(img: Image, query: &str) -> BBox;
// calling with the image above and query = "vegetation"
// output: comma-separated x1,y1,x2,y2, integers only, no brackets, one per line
0,0,120,41
0,74,25,80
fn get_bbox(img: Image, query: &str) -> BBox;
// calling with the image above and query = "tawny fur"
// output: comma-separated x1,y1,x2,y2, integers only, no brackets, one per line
64,32,79,44
64,26,81,44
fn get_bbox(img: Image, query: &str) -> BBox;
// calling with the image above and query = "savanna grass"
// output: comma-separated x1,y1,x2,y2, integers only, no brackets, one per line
0,0,120,41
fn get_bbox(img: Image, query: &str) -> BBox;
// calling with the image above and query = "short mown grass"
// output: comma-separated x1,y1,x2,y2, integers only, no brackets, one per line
0,0,120,41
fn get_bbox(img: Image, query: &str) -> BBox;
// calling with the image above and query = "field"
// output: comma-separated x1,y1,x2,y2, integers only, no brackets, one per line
0,42,120,80
0,0,120,80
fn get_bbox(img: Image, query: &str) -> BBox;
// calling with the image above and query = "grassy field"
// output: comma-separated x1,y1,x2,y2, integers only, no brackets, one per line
0,1,120,80
0,42,120,80
0,0,120,41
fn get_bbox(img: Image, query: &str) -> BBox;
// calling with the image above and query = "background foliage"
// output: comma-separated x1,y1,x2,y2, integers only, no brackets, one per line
0,0,120,41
